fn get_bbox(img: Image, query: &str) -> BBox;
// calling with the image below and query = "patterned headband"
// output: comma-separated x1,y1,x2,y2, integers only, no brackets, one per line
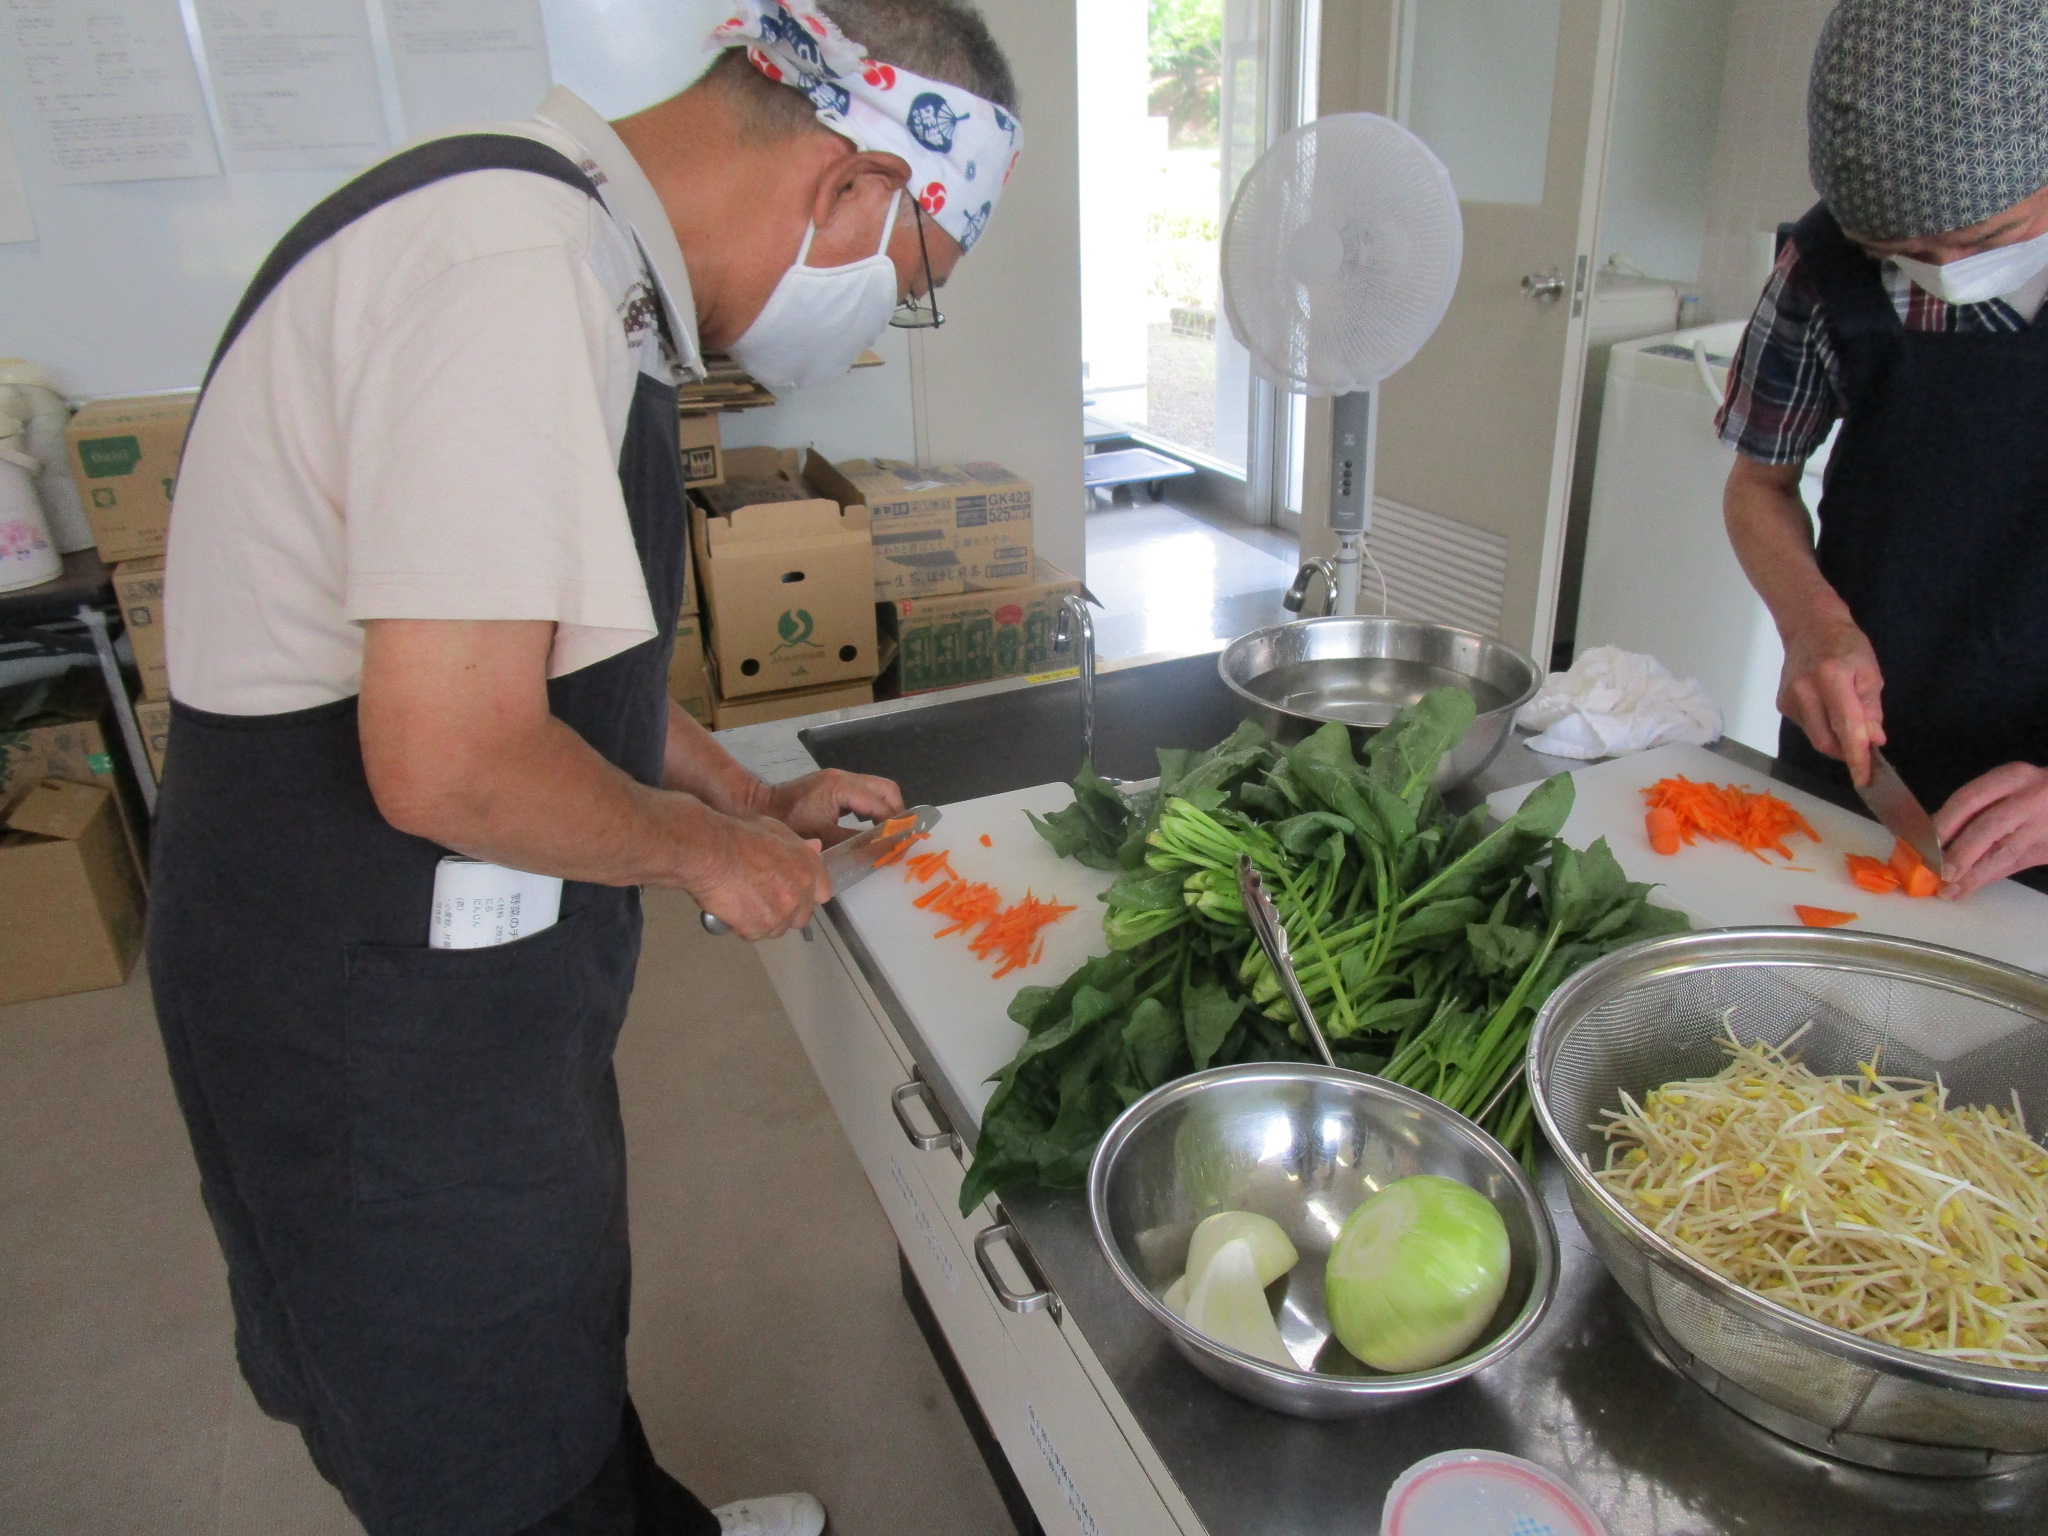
1810,0,2048,241
710,0,1023,254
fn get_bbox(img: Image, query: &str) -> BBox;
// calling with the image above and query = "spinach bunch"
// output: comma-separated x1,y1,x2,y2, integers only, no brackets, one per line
957,691,1687,1216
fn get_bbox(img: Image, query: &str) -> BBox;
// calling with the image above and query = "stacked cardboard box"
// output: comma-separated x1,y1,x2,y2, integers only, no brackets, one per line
691,448,879,728
830,458,1034,601
0,677,151,1002
878,557,1085,697
112,556,168,701
64,393,196,563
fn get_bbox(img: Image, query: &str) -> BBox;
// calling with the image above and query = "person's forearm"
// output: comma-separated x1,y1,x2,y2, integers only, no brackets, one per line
1724,459,1852,641
661,699,771,815
374,708,751,889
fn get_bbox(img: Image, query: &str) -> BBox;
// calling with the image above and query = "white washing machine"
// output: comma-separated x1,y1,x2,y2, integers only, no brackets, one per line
1576,321,1832,755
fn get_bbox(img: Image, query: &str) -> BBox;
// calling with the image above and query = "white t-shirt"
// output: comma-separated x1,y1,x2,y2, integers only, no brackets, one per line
165,88,704,715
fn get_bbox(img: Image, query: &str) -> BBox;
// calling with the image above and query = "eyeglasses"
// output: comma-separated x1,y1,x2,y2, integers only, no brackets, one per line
890,196,945,330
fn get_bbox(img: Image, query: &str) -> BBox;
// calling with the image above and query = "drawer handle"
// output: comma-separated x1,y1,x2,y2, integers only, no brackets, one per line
891,1077,959,1152
974,1220,1061,1318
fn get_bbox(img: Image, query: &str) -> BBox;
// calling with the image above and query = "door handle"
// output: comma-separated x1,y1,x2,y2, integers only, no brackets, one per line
1521,269,1567,306
973,1218,1061,1318
891,1076,959,1152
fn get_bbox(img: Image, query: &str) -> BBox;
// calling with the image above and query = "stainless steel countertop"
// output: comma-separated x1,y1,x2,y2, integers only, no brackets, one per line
720,661,2048,1535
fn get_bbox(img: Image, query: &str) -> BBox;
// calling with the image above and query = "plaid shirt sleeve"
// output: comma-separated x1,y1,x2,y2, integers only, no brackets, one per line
1715,243,1844,466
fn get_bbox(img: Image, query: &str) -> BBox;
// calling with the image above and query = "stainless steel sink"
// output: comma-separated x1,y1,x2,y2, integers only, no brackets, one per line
800,651,1244,805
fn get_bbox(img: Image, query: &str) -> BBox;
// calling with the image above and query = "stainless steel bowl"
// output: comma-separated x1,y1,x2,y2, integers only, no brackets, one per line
1087,1062,1558,1419
1529,928,2048,1476
1217,617,1542,789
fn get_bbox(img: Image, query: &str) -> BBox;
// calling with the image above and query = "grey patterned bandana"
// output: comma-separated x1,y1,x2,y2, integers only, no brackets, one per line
1809,0,2048,241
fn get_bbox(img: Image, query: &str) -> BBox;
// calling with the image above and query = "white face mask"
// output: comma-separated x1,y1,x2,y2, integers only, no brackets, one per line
1892,224,2048,306
728,196,902,390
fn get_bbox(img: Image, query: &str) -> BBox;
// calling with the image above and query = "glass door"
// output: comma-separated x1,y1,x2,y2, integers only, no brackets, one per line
1078,0,1316,506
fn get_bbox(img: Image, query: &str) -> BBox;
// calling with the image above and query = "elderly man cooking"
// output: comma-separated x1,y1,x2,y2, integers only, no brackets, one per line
146,4,1019,1535
1721,0,2048,897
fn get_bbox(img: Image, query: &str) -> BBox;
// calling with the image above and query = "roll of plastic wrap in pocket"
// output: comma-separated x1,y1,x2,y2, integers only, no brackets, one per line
429,856,564,949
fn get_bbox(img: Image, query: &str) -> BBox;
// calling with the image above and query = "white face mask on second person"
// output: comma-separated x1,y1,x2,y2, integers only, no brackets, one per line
728,195,903,390
1892,223,2048,307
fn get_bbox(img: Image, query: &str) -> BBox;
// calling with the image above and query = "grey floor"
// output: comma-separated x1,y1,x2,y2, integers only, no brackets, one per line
1084,499,1297,662
0,889,1015,1536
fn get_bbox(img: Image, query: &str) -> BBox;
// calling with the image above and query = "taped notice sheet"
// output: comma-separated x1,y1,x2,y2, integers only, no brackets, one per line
195,0,387,172
381,0,551,139
3,0,223,185
429,855,564,949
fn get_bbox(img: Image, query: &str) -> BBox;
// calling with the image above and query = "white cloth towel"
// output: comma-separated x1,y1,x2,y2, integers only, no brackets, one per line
1516,645,1723,759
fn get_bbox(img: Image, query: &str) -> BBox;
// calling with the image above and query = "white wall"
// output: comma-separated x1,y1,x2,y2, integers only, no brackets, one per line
1597,0,1733,284
909,0,1085,579
1697,0,1834,321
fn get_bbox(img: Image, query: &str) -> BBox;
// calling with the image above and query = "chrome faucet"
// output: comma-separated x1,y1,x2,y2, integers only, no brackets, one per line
1054,593,1098,772
1283,556,1337,617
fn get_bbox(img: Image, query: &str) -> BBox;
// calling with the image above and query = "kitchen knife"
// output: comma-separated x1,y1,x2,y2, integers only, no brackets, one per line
700,805,943,936
1854,748,1946,879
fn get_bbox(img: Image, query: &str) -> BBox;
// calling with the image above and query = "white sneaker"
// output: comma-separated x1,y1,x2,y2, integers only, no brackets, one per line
712,1491,826,1536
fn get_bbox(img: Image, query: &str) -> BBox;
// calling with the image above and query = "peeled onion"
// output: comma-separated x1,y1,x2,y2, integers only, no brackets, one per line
1181,1237,1295,1367
1324,1175,1511,1373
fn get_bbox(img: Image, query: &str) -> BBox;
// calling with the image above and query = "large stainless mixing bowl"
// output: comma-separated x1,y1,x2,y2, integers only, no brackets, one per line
1217,617,1542,789
1087,1062,1558,1419
1529,928,2048,1477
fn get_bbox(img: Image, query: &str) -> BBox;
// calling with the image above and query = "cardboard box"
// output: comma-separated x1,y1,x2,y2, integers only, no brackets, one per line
0,675,148,874
679,411,723,489
64,392,197,562
710,678,873,731
881,558,1086,697
134,698,171,780
667,614,713,725
0,779,146,1004
691,447,878,699
112,557,168,701
826,458,1034,600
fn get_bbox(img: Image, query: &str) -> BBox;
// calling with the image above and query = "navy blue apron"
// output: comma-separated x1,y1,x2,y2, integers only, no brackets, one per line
1784,205,2048,849
148,135,690,1536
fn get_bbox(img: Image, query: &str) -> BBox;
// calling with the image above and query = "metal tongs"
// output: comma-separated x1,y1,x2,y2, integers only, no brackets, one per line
1236,854,1337,1069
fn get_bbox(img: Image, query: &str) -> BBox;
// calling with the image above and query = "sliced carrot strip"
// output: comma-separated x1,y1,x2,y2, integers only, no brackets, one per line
1846,853,1902,894
1642,777,1820,863
1795,905,1858,928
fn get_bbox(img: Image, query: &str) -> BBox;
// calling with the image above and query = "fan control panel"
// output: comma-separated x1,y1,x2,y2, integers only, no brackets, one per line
1329,390,1374,534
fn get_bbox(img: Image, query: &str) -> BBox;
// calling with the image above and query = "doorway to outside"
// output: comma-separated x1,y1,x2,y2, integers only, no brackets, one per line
1076,0,1316,659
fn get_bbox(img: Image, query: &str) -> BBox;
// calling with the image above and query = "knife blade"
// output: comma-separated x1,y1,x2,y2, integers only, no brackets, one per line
701,804,943,936
1854,748,1946,878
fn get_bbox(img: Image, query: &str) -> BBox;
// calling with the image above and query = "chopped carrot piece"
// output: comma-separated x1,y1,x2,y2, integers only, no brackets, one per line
1845,853,1903,895
979,833,993,848
878,814,918,837
1795,905,1859,928
1888,840,1941,898
898,843,1074,977
905,849,956,885
871,829,927,868
1646,806,1682,856
1642,777,1820,863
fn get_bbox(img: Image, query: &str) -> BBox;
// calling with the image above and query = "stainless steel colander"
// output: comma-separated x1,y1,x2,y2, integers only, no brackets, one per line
1527,928,2048,1477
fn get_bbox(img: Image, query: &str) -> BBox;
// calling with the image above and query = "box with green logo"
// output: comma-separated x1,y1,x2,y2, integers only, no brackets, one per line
63,392,197,563
879,558,1086,698
689,447,878,699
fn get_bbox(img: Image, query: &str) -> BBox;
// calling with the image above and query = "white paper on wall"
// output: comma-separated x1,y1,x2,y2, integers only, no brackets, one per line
2,0,223,184
0,108,34,242
195,0,388,172
380,0,551,138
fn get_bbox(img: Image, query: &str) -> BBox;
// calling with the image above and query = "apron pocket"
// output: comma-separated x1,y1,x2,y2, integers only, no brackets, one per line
344,910,601,1204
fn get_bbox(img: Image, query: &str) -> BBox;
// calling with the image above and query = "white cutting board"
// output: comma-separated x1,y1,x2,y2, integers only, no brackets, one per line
1486,742,2048,974
835,783,1119,1125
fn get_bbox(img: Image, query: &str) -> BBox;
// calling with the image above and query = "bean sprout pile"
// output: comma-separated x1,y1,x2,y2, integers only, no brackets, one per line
1596,1034,2048,1371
